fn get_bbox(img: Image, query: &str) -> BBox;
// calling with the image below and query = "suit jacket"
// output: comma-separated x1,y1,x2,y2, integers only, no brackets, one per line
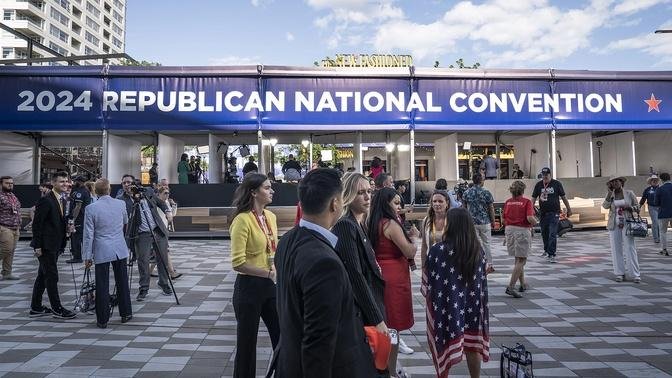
30,190,67,252
655,182,672,219
275,226,376,378
117,191,169,238
332,213,386,326
82,196,130,264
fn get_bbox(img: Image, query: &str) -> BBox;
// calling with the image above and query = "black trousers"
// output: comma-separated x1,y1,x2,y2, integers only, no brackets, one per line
232,274,280,378
95,257,132,325
70,224,83,260
31,251,63,311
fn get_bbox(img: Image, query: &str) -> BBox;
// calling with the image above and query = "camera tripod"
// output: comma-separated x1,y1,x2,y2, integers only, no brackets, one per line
125,192,180,305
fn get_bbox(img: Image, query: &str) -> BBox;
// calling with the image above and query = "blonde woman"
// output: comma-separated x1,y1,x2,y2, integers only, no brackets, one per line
420,190,450,268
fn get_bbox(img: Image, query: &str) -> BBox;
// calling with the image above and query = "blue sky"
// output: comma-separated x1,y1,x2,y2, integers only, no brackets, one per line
125,0,672,70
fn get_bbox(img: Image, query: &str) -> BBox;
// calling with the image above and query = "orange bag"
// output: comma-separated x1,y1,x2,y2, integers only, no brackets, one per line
364,326,392,370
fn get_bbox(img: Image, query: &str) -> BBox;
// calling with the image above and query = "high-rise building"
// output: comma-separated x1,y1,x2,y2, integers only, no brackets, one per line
0,0,126,65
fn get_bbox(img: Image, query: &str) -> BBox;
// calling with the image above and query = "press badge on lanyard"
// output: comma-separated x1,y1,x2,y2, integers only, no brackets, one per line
252,209,276,268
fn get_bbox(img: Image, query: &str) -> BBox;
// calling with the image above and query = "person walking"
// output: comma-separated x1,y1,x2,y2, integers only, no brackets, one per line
177,154,189,184
82,179,133,328
640,175,661,244
0,176,21,280
480,154,499,180
654,172,672,256
503,181,538,298
369,187,419,355
420,190,450,267
462,173,496,272
274,169,376,377
229,173,280,378
603,176,641,282
29,171,76,319
422,207,490,378
531,167,572,263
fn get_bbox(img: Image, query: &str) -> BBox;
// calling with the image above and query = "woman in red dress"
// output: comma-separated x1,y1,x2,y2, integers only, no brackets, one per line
368,187,419,355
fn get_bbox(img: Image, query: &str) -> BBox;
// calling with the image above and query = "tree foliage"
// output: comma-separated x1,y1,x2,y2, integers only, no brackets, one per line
118,58,162,66
434,58,481,69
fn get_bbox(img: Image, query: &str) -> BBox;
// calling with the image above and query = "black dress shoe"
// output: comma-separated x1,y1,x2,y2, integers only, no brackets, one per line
136,291,148,302
96,322,107,329
121,315,133,324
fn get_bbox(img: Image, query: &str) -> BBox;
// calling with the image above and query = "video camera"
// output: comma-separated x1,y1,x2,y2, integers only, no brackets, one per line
129,180,147,200
454,180,469,200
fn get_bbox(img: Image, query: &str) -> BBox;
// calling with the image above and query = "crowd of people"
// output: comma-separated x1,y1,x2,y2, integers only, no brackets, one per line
2,163,672,377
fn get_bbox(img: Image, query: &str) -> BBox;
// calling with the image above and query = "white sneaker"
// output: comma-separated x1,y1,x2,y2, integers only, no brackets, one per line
398,338,414,354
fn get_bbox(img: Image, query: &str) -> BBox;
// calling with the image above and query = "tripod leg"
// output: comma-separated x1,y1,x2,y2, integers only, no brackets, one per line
152,235,179,305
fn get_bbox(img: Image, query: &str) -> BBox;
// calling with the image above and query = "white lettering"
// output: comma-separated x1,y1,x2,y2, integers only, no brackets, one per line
295,92,314,111
450,92,467,112
120,91,136,111
468,93,488,113
103,91,118,111
138,91,156,111
178,92,197,111
224,91,244,112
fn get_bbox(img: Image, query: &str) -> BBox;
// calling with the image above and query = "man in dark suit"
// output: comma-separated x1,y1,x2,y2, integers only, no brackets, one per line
116,174,173,301
29,171,76,319
274,169,376,378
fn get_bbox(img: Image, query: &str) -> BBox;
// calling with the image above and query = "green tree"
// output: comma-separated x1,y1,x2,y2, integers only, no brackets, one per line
117,58,162,66
434,58,481,69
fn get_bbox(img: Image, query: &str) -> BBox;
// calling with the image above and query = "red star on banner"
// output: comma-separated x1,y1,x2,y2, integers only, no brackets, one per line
644,93,662,112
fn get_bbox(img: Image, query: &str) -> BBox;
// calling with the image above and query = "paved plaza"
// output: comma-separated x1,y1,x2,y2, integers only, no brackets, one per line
1,230,672,377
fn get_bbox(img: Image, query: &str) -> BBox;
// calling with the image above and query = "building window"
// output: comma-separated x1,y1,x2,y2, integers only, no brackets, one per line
112,36,122,48
3,10,14,20
112,23,122,35
85,16,99,31
2,48,13,58
86,1,101,17
56,0,70,10
49,24,69,43
50,7,69,26
112,9,122,23
85,31,99,46
49,41,68,55
84,46,96,55
113,0,123,10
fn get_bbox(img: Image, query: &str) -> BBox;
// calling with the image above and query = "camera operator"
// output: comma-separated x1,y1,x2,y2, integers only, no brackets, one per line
116,174,173,301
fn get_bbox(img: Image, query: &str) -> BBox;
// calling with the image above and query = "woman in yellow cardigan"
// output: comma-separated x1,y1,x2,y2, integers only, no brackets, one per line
229,173,280,378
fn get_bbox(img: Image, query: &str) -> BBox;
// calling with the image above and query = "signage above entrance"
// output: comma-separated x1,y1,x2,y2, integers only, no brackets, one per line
320,54,413,68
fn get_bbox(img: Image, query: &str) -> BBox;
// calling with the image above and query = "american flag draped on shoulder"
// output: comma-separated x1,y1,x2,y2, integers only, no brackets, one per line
421,241,490,377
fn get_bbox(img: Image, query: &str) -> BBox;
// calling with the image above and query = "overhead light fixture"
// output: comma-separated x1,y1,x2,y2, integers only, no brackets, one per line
385,143,395,152
397,144,410,152
361,146,369,151
463,141,472,150
261,139,270,146
301,139,310,148
269,138,278,147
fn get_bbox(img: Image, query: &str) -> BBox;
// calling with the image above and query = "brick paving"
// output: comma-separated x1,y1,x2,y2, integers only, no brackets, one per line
1,230,671,377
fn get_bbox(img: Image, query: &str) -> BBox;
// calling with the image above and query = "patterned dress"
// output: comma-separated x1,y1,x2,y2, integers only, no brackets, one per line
422,240,490,377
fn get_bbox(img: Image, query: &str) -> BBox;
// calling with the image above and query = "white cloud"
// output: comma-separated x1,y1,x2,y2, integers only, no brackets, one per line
286,32,295,41
600,22,672,64
307,0,404,48
613,0,671,15
251,0,274,7
208,55,261,66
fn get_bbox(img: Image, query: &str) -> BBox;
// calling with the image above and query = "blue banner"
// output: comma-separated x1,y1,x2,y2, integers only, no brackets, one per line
413,79,553,130
553,81,672,130
0,66,670,131
261,77,411,130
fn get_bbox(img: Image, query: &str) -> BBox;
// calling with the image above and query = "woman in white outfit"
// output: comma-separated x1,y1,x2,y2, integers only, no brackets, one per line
602,176,641,283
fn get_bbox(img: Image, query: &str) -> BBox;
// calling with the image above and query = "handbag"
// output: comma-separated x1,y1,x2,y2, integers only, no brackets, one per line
76,267,96,313
557,217,573,236
626,212,648,238
500,343,534,378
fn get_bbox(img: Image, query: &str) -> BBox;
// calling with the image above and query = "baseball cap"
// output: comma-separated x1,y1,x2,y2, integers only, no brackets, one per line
541,167,551,175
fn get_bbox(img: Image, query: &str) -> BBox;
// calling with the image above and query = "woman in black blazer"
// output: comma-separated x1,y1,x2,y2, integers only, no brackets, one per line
332,172,387,334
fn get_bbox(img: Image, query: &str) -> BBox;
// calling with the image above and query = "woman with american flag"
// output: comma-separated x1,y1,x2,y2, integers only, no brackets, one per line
422,207,490,378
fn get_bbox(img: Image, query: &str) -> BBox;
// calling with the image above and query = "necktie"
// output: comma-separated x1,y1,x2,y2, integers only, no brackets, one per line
60,193,68,218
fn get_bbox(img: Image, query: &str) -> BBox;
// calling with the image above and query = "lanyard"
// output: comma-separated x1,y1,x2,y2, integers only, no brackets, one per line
251,209,276,255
